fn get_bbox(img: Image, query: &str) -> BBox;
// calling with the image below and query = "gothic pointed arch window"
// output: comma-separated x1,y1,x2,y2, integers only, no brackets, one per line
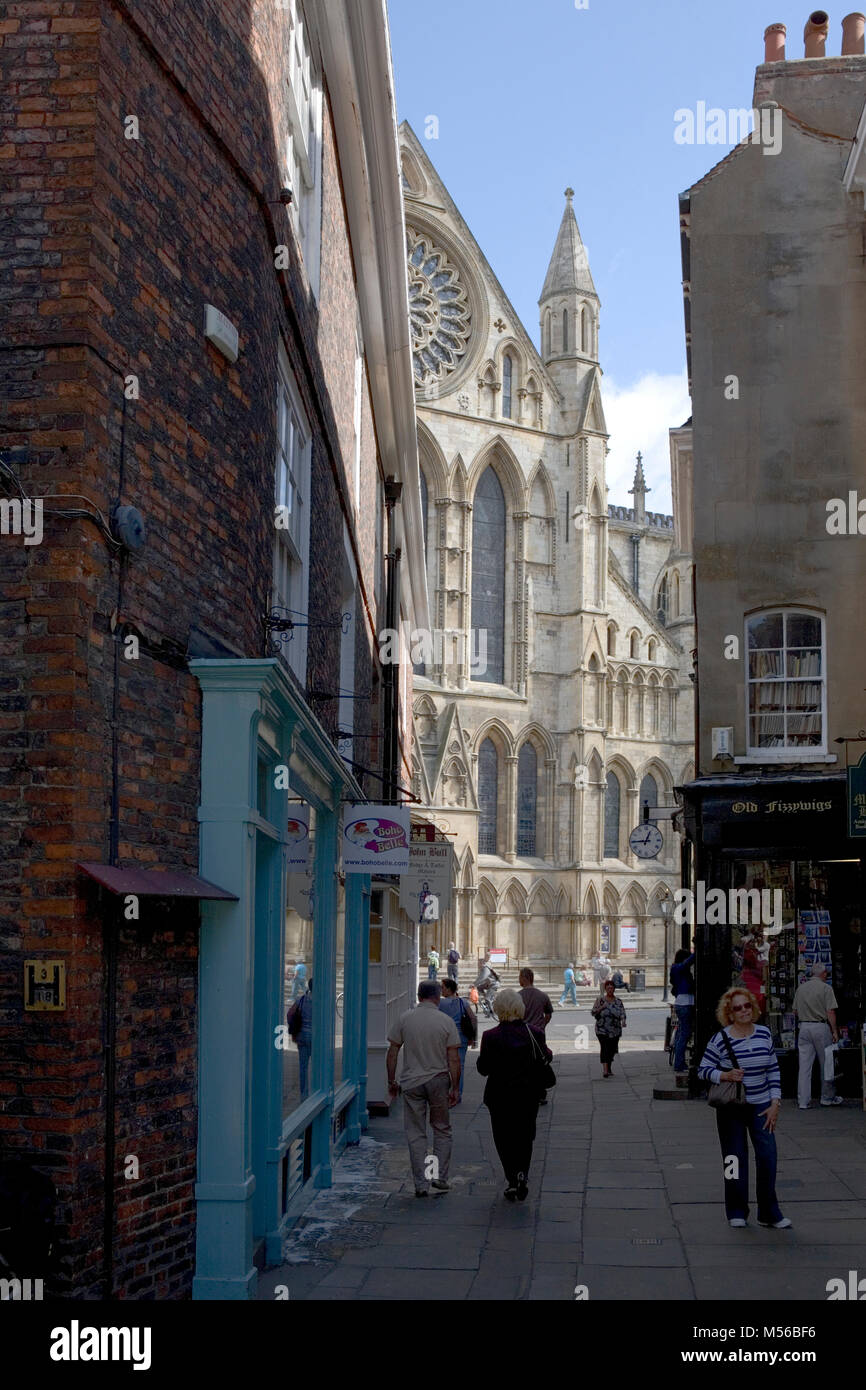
471,466,506,684
516,742,537,857
544,310,551,358
630,630,640,659
502,353,513,418
607,623,616,656
581,305,589,353
419,469,428,556
639,773,658,818
562,309,569,352
478,738,499,854
657,573,669,626
604,771,620,858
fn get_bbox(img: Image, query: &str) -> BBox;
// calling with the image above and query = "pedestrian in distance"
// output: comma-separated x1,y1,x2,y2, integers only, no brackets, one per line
590,951,604,991
518,967,554,1105
697,987,791,1230
427,947,440,981
387,981,461,1196
591,977,626,1076
610,966,630,993
558,962,578,1007
290,958,307,1003
476,988,553,1202
446,942,460,982
793,963,843,1108
670,946,696,1075
287,978,313,1099
439,976,477,1100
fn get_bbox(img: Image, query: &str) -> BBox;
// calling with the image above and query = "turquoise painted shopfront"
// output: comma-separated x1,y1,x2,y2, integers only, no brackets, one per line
190,660,371,1299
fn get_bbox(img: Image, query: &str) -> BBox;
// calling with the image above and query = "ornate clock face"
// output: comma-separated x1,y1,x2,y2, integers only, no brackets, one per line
406,229,472,388
629,823,663,859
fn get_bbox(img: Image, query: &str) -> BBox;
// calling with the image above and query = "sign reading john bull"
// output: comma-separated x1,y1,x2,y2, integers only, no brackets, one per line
848,753,866,838
398,841,454,921
342,805,410,874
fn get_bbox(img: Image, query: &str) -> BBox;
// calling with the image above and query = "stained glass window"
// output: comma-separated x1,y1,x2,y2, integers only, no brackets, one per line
471,467,506,684
604,772,620,857
516,743,537,857
562,309,569,352
640,773,658,816
478,739,498,854
502,354,513,418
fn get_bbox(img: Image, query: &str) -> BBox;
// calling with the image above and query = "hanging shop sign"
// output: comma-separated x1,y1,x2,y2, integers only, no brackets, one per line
619,925,638,955
847,752,866,837
342,805,411,874
285,804,311,869
398,840,454,921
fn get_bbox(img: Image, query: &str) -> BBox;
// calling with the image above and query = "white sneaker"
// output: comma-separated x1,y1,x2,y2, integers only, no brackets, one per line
728,1218,747,1228
820,1096,843,1106
758,1218,792,1229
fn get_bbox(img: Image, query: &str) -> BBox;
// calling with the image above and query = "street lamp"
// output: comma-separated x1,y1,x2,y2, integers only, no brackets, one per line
660,892,673,1003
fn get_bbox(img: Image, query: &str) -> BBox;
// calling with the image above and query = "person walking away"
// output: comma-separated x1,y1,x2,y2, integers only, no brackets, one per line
476,989,552,1202
559,962,578,1007
287,978,313,1099
518,967,554,1104
793,963,842,1108
670,946,696,1076
590,952,603,991
427,947,440,981
591,978,626,1076
697,987,791,1229
446,942,460,982
439,977,476,1101
387,982,461,1196
290,958,307,1003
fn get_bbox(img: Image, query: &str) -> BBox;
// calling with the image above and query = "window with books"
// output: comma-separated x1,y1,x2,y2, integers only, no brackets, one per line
746,609,825,755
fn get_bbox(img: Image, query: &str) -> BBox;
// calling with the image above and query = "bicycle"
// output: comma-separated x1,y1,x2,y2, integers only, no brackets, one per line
666,1005,694,1071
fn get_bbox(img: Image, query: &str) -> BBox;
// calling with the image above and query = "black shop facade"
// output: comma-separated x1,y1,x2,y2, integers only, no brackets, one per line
680,772,865,1100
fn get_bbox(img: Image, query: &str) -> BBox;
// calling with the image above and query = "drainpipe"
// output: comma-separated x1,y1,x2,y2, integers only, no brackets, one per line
382,477,403,804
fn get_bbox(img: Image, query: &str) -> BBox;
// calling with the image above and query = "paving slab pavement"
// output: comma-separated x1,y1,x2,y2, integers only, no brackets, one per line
259,1013,866,1302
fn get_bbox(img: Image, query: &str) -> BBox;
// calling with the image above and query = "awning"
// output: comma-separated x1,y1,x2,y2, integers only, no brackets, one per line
77,862,238,901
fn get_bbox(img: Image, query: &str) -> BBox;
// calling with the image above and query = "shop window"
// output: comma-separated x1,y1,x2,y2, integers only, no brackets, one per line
746,610,826,754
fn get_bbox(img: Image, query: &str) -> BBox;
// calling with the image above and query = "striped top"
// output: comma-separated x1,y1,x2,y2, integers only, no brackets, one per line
698,1025,781,1108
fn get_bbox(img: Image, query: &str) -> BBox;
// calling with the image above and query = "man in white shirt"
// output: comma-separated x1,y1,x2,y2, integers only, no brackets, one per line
793,964,841,1109
387,982,462,1196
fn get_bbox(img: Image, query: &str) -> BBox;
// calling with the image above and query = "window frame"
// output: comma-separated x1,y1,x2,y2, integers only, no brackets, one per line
516,741,538,858
477,738,499,855
744,608,827,759
274,342,312,685
470,465,507,687
284,0,323,298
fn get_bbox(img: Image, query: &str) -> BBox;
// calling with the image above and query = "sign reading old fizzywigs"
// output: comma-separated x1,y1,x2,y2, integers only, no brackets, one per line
342,805,411,874
285,804,311,868
398,840,454,921
730,798,833,816
848,752,866,838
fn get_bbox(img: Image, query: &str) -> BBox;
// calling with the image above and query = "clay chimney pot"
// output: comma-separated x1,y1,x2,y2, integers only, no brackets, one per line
804,10,830,57
764,23,787,61
842,12,866,54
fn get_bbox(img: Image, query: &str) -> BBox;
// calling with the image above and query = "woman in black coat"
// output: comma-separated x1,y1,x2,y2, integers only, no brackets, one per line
476,988,553,1201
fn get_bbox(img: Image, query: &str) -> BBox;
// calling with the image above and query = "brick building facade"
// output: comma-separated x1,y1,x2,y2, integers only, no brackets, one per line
0,0,426,1298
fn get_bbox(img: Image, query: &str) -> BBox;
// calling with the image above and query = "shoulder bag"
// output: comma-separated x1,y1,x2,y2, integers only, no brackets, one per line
707,1030,747,1108
459,997,478,1045
524,1023,557,1090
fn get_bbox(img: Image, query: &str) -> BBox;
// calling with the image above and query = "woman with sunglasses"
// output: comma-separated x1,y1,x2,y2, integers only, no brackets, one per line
697,987,791,1230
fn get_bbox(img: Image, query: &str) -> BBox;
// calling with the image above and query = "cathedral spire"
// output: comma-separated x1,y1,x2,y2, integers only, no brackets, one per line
539,188,597,302
629,451,650,525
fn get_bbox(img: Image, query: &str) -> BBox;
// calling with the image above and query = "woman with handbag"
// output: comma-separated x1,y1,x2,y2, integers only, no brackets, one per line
476,988,553,1201
438,977,477,1101
591,978,626,1076
698,987,791,1230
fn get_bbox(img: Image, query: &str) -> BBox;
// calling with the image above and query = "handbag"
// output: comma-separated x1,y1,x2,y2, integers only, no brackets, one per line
707,1030,747,1108
459,998,478,1045
524,1023,557,1089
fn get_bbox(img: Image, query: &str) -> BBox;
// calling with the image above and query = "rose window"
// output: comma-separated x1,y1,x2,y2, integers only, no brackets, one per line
406,230,472,387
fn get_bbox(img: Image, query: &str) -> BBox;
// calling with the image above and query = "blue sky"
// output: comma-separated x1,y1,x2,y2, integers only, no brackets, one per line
388,0,819,510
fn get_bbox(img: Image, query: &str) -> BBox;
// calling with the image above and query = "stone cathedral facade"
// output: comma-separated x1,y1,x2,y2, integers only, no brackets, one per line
401,126,695,979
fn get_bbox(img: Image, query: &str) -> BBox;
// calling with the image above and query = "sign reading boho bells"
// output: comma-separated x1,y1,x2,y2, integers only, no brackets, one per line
24,960,66,1011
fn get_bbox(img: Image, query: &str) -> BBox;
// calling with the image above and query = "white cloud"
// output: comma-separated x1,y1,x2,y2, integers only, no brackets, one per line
602,371,690,515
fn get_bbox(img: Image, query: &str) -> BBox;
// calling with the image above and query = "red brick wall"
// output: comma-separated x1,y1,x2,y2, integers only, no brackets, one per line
1,0,387,1297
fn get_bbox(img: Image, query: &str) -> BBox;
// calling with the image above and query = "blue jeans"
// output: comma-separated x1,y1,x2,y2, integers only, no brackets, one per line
427,965,438,980
298,1040,312,1098
715,1104,784,1224
457,1043,468,1097
559,982,577,1005
673,1005,694,1071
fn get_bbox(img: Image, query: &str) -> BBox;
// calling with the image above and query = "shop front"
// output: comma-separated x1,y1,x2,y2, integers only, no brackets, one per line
681,773,865,1101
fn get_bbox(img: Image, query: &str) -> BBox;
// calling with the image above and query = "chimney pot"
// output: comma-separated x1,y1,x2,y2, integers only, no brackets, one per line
764,22,787,61
804,10,830,57
842,12,866,53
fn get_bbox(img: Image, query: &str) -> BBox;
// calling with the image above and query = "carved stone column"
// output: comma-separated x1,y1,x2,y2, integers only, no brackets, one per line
544,756,557,861
504,755,518,862
512,511,529,695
